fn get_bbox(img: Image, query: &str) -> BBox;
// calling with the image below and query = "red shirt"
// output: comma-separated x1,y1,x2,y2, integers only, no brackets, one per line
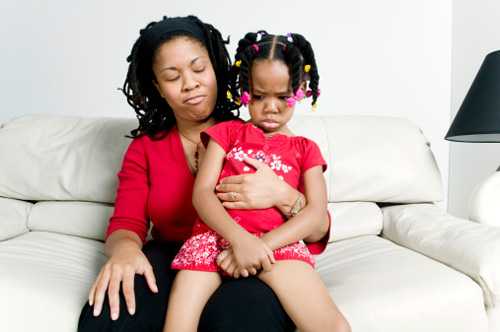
197,120,327,235
106,123,330,254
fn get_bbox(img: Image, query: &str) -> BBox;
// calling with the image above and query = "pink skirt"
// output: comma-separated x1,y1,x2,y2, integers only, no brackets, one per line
171,228,315,272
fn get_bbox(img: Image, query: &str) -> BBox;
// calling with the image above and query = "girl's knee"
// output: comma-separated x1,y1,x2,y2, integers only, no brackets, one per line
310,310,350,332
329,315,351,332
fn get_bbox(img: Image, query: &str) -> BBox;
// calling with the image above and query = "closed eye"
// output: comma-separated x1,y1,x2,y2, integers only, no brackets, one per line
165,76,180,82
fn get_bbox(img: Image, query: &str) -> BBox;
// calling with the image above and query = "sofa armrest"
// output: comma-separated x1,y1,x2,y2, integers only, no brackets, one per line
0,197,31,240
381,203,500,308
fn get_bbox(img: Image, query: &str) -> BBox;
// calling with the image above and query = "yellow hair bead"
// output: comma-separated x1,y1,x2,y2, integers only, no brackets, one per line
312,103,318,112
235,60,242,67
304,64,311,73
235,98,241,106
226,90,233,100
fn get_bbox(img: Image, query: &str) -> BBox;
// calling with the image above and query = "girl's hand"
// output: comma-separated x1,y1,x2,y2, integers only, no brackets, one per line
217,249,255,278
216,158,286,210
88,244,158,320
230,232,276,273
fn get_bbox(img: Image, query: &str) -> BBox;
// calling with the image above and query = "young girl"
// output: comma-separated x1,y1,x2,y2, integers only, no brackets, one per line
164,31,351,332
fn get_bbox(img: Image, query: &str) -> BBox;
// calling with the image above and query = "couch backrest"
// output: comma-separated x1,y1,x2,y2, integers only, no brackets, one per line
288,114,443,203
0,114,443,241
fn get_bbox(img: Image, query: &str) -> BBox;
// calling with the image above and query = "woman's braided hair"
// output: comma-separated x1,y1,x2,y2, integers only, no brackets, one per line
232,31,320,106
122,15,240,139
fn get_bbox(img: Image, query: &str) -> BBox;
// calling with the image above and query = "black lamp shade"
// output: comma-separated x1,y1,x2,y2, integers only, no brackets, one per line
445,50,500,142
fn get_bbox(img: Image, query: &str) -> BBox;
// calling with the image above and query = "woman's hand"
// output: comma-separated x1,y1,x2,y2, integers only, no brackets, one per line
229,232,275,273
216,158,288,210
88,243,158,320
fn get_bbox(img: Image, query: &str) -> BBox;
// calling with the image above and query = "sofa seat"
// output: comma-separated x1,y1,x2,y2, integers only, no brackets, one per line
0,231,106,331
0,231,490,332
316,235,489,332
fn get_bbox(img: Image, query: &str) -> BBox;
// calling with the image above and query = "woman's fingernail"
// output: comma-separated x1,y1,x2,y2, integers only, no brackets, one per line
111,312,118,320
129,308,135,315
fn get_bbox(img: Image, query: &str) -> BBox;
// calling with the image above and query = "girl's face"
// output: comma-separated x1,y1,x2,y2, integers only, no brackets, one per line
152,37,218,124
249,59,294,134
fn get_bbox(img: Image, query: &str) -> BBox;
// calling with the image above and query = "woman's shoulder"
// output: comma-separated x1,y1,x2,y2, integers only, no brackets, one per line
123,130,176,159
131,129,175,145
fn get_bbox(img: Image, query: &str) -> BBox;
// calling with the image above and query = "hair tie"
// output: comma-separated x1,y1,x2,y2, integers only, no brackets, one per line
286,32,293,43
256,32,263,42
241,91,251,105
286,97,296,108
251,44,260,53
294,89,305,100
286,89,305,108
306,89,313,97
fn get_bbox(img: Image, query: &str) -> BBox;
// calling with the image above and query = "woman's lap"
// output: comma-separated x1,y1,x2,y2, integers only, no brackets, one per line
78,240,294,332
199,277,295,332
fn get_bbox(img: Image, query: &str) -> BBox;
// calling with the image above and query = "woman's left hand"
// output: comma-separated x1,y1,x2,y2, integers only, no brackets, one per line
216,158,286,210
217,248,257,278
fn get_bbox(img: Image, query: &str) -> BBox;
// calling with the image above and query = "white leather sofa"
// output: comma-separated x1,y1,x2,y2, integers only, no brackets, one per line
1,114,499,332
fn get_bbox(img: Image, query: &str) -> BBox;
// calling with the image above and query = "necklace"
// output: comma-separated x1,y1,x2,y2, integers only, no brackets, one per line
178,130,200,174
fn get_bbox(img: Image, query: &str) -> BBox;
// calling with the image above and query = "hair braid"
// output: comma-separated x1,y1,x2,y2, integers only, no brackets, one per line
291,33,320,105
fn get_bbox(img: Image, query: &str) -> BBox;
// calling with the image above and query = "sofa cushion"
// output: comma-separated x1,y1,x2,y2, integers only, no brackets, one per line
328,202,382,242
1,114,442,205
316,235,489,332
0,115,135,203
28,201,113,241
289,114,443,203
0,231,106,332
0,197,31,240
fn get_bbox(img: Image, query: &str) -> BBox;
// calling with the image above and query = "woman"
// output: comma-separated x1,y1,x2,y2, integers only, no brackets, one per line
78,15,330,332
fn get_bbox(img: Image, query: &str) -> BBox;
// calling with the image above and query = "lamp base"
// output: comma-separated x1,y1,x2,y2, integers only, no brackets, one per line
468,169,500,227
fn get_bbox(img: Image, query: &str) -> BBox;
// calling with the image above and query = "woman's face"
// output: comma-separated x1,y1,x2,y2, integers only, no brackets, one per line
249,59,294,133
152,36,218,124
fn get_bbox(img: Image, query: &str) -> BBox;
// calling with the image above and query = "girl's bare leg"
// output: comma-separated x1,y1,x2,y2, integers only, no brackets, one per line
163,270,222,332
258,261,351,332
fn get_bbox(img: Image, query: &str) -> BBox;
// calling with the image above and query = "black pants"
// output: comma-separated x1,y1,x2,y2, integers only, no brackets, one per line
78,240,295,332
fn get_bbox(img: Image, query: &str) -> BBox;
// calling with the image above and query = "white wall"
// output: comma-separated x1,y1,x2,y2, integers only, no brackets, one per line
449,0,500,218
0,0,451,205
